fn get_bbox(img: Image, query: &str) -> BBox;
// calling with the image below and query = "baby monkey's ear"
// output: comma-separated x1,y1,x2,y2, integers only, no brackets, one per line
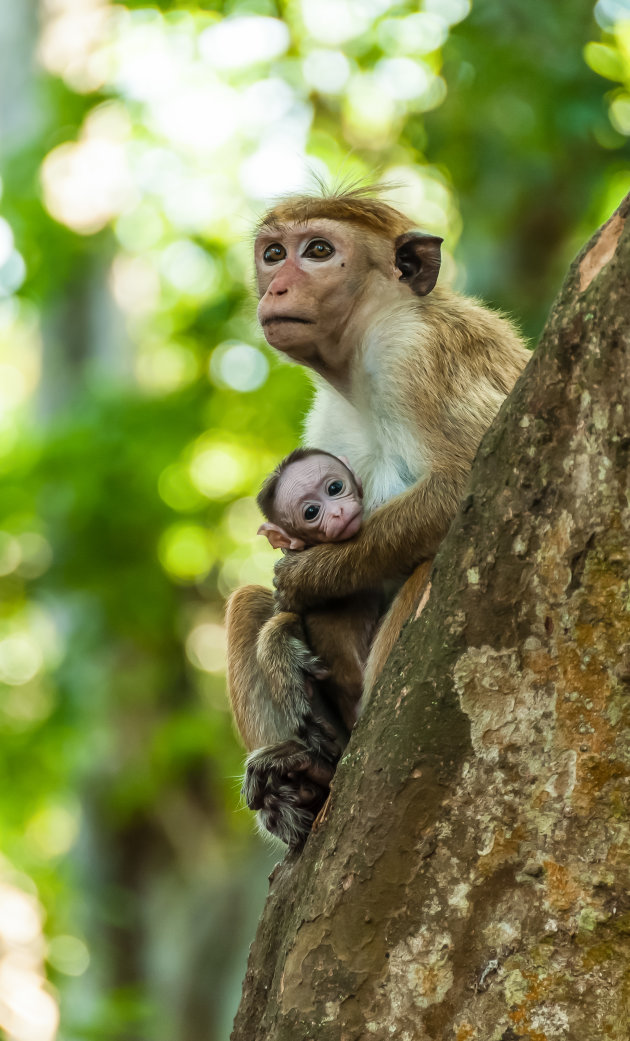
257,522,306,551
339,455,363,497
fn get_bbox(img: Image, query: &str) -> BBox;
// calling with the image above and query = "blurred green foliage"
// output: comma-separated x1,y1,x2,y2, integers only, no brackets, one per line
0,0,628,1039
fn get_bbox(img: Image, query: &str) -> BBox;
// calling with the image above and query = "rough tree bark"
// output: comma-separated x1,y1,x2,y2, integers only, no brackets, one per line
232,195,630,1041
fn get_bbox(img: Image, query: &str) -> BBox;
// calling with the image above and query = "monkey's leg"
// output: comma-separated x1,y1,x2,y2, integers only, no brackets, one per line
256,610,332,718
227,587,341,846
246,597,385,848
363,559,433,697
226,584,278,750
305,592,383,732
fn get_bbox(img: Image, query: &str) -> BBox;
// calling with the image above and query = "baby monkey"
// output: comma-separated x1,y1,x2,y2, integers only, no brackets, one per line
238,449,382,845
257,447,364,551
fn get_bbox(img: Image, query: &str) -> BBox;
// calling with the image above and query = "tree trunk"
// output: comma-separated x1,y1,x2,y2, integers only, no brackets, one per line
232,194,630,1041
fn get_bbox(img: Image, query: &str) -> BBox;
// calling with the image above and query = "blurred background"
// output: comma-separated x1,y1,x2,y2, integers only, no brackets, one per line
0,0,628,1038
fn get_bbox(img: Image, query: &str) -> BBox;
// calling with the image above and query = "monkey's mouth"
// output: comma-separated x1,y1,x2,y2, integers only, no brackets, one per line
331,512,362,540
262,316,314,326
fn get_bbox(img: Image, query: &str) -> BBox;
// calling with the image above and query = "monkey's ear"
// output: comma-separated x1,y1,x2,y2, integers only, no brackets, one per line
257,523,306,551
395,231,443,297
339,455,363,497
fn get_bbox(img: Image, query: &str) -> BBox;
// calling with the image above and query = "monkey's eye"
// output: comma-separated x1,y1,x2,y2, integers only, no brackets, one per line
303,239,334,261
262,243,286,264
327,480,344,496
303,504,320,521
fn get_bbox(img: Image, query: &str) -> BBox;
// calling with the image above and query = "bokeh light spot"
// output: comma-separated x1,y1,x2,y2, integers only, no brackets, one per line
344,73,398,145
374,58,432,101
115,202,166,252
135,341,200,394
424,0,471,25
189,441,251,499
302,50,351,94
47,935,90,977
610,93,630,134
199,16,290,70
595,0,630,30
378,13,448,55
109,254,161,315
239,135,322,199
0,219,15,267
0,634,43,686
16,534,53,580
0,885,41,946
0,251,27,298
0,532,21,576
1,683,54,729
158,464,206,512
300,0,373,45
160,240,219,298
38,0,110,93
241,78,296,134
186,622,227,674
158,523,215,581
209,341,269,393
25,804,80,859
223,497,261,542
0,958,59,1041
41,138,134,234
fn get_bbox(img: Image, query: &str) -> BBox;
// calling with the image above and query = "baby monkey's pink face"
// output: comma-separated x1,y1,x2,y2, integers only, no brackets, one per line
277,454,363,543
259,453,363,551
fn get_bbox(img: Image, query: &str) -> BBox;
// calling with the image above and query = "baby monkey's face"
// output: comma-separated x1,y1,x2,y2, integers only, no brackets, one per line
275,454,363,545
258,453,364,552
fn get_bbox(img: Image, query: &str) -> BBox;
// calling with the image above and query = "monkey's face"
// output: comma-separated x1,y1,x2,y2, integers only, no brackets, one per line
274,453,363,545
254,219,385,373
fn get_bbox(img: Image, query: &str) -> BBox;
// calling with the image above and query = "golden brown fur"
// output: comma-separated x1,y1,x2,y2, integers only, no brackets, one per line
257,185,415,239
227,189,530,848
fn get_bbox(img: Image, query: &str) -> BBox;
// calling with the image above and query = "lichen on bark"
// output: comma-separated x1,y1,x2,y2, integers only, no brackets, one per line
232,194,630,1041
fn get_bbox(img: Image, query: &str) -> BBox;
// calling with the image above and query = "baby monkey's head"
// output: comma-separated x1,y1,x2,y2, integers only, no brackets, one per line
257,448,363,551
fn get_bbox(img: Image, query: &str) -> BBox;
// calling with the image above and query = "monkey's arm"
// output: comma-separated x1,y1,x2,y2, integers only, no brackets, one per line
273,465,467,612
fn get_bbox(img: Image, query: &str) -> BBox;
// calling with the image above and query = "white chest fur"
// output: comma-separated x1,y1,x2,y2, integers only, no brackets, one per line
303,326,431,514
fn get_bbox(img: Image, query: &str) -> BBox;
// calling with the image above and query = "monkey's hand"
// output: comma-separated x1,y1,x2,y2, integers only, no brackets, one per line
273,541,360,613
242,737,339,848
273,469,466,611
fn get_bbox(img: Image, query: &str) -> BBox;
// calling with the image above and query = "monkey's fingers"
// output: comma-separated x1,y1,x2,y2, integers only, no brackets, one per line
243,756,330,810
258,799,314,849
257,777,330,847
272,552,309,612
289,759,335,788
242,739,323,810
287,777,328,808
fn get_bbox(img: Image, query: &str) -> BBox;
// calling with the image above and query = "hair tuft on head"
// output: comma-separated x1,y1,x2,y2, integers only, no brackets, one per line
257,180,415,239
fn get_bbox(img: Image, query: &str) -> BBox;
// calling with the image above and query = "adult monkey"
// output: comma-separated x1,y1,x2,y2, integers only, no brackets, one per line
226,187,530,847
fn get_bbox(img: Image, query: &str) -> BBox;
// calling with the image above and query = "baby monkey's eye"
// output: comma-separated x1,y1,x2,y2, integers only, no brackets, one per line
304,504,320,521
263,243,286,263
303,239,334,260
327,480,344,496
